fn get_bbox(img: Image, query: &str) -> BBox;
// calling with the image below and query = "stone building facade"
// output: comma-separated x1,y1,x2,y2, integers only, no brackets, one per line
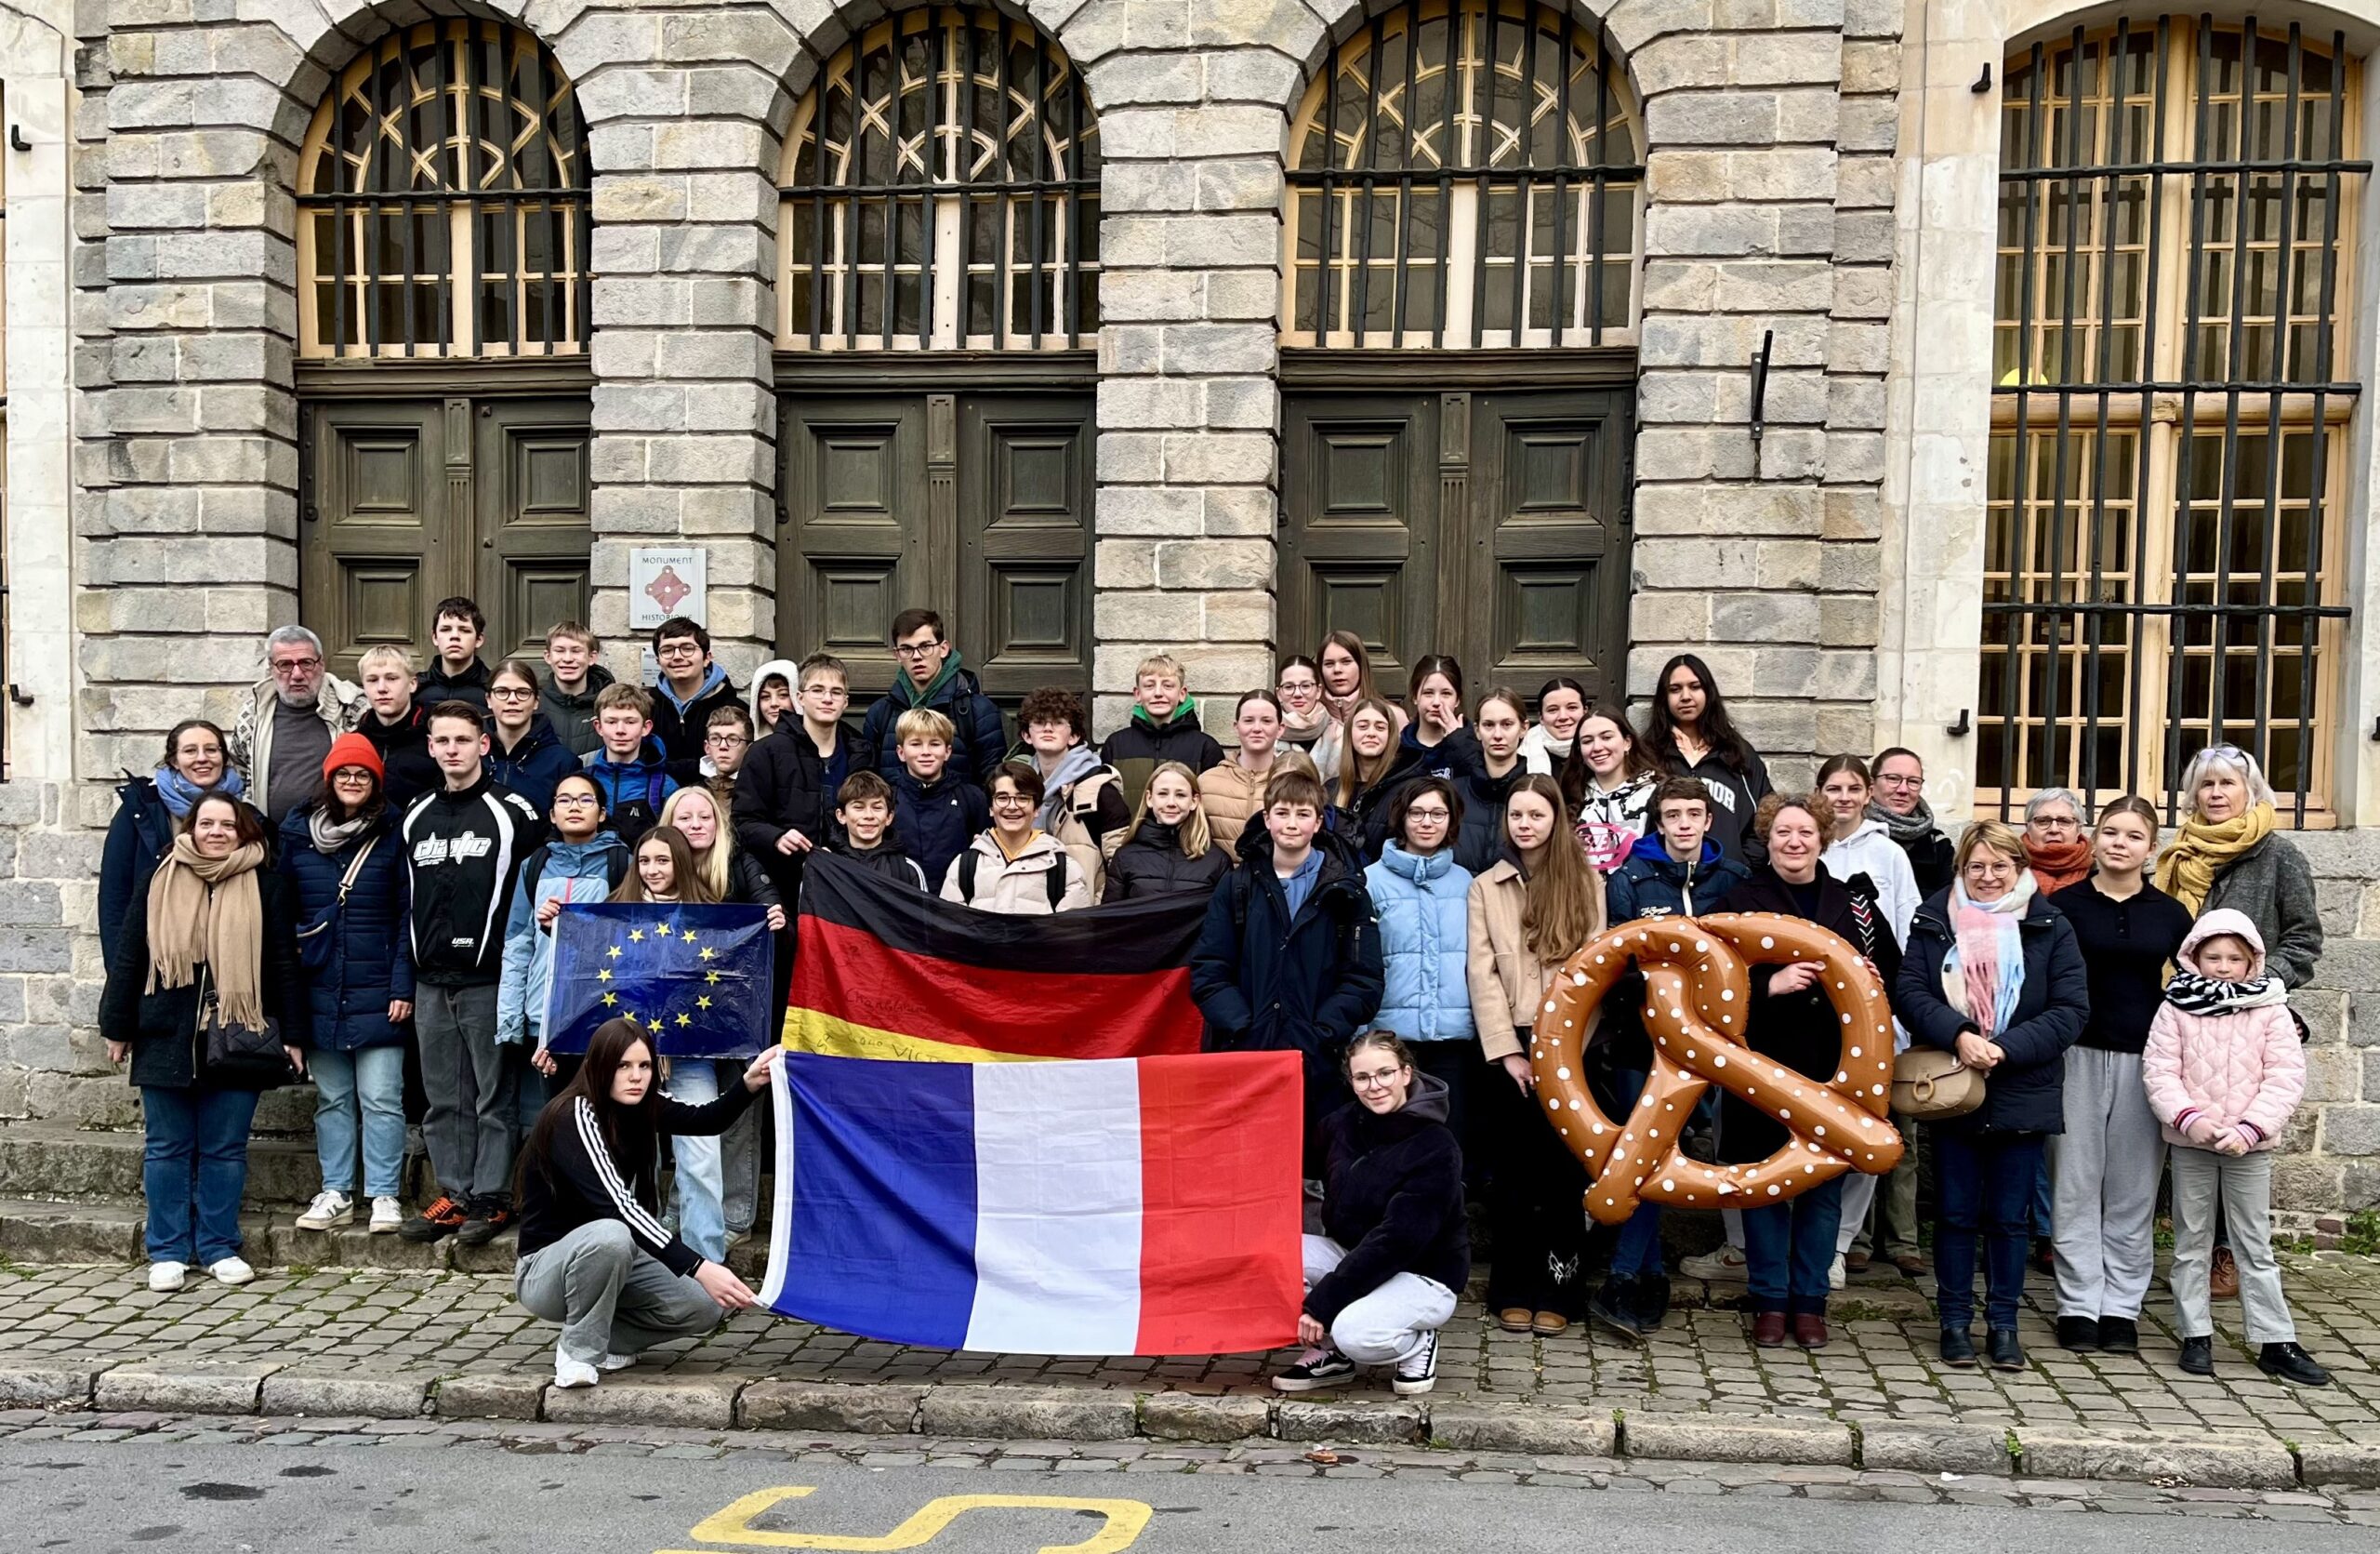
0,0,2374,1219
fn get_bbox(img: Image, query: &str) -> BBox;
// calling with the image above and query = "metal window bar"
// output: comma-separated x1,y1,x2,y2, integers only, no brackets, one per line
778,5,1099,352
1285,0,1643,348
298,20,588,359
1982,16,2364,827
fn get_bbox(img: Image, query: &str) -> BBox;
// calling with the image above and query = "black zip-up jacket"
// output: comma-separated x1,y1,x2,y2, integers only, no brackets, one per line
360,704,441,809
732,724,836,904
826,832,928,889
649,671,742,778
1099,704,1225,812
401,773,547,986
1332,741,1428,865
1665,743,1774,867
1452,757,1522,873
418,657,493,716
517,1086,756,1277
1306,1071,1469,1326
1102,816,1232,903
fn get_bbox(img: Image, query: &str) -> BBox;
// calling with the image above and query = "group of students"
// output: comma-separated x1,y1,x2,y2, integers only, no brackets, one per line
95,606,2335,1399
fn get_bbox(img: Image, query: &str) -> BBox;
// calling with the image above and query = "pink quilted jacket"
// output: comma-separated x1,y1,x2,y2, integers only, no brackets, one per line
2141,909,2305,1152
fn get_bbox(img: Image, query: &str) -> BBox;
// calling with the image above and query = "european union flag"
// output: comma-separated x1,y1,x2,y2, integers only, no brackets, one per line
541,902,775,1060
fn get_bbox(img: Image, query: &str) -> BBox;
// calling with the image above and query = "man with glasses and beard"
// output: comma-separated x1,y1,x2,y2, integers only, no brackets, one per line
228,625,364,824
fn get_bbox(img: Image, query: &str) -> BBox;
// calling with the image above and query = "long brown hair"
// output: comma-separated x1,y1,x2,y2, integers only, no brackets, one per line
1318,629,1382,705
1558,700,1659,815
1507,773,1604,960
1333,696,1405,809
515,1017,663,1209
612,825,718,905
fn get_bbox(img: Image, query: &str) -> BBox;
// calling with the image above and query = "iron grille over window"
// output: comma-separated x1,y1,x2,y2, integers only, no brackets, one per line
778,6,1100,351
1984,16,2364,825
298,20,588,359
1283,0,1641,349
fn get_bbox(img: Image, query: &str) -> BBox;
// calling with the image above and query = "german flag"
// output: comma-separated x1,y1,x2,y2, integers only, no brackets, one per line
785,854,1210,1062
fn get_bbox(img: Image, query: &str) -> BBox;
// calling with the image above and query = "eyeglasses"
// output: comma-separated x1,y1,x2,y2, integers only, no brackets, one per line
489,686,536,701
270,657,323,675
706,733,749,749
1349,1067,1407,1089
803,685,850,699
990,794,1034,808
656,640,703,657
554,794,601,808
892,642,943,661
330,766,375,783
1404,806,1450,822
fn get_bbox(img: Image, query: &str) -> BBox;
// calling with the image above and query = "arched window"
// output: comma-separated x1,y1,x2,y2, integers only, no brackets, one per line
298,20,588,359
778,6,1100,351
1982,18,2365,821
1283,0,1640,349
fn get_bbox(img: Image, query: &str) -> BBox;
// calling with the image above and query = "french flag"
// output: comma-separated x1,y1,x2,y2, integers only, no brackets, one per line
759,1050,1304,1356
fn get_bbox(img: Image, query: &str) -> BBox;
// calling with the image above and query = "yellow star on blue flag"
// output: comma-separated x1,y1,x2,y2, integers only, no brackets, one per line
542,901,776,1061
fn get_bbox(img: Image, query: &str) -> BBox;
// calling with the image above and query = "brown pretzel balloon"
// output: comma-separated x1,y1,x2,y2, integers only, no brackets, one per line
1530,912,1902,1226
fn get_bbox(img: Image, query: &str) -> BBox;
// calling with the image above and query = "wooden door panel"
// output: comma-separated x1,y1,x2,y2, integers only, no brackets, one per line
478,397,592,660
302,401,447,682
779,397,927,704
1279,393,1437,690
961,393,1091,703
1466,391,1631,704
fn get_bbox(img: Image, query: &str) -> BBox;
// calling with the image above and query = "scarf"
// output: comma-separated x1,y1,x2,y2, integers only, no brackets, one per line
2024,836,2095,895
1278,701,1329,742
1866,795,1939,847
145,834,269,1030
1940,873,2035,1040
2162,968,2289,1016
153,763,245,818
307,807,372,854
2154,802,2278,915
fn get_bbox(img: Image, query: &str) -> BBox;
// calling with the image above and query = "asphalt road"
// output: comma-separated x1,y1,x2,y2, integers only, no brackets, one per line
2,1431,2371,1554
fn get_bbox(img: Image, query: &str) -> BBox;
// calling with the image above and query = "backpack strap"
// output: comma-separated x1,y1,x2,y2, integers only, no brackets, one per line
958,849,980,901
522,844,552,896
1046,859,1068,910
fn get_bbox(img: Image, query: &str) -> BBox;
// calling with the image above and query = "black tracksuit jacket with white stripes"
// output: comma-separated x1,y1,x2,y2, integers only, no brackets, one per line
517,1089,759,1277
401,773,545,987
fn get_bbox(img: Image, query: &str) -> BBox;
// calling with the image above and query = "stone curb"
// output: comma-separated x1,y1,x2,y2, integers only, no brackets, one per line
0,1362,2346,1489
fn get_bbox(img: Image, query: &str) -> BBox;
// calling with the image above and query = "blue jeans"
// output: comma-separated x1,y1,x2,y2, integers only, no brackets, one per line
514,1053,553,1143
1742,1174,1845,1316
310,1045,406,1200
1935,1128,2046,1330
141,1084,259,1266
667,1058,727,1264
1606,1070,1664,1278
2030,1150,2055,1238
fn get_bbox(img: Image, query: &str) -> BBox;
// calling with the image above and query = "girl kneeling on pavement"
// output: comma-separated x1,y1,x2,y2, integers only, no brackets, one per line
2143,910,2329,1388
1275,1030,1468,1397
512,1016,783,1388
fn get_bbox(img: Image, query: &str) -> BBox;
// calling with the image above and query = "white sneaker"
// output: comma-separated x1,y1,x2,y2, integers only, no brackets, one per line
596,1352,638,1373
1680,1245,1749,1282
1830,1253,1847,1291
208,1256,255,1285
369,1197,403,1234
296,1190,352,1230
1393,1332,1439,1396
147,1261,186,1293
554,1346,600,1389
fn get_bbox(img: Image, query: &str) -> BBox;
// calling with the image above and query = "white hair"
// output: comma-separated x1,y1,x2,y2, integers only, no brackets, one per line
265,624,324,658
2024,787,2083,823
2178,744,2278,815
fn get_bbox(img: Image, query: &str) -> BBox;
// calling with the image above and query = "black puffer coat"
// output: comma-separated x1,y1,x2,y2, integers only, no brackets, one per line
1101,817,1231,903
1897,886,2088,1136
1306,1070,1468,1326
99,867,309,1091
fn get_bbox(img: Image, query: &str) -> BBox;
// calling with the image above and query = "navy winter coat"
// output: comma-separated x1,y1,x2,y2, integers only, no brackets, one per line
1451,757,1522,873
278,806,416,1051
1305,1072,1469,1326
856,657,1010,787
486,715,578,815
1593,833,1752,1070
891,766,991,889
1190,848,1383,1103
1896,886,2089,1136
99,866,309,1090
99,776,178,969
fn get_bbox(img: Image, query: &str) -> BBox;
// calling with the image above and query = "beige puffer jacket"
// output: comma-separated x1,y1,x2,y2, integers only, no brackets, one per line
1197,759,1271,852
939,830,1092,915
1464,857,1605,1061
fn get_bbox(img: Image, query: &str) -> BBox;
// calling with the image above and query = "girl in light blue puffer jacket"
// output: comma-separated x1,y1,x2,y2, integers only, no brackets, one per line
1363,777,1478,1152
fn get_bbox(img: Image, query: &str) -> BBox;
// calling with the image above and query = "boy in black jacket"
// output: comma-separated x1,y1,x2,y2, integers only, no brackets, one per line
733,653,851,903
1099,652,1224,812
417,595,494,713
890,707,989,888
824,771,929,888
400,702,546,1248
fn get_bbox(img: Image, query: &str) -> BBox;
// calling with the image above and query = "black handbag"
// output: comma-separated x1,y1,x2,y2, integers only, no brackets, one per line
197,971,294,1087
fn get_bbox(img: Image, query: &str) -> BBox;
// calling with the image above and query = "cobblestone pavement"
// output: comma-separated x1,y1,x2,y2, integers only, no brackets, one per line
5,1410,2380,1525
3,1253,2376,1480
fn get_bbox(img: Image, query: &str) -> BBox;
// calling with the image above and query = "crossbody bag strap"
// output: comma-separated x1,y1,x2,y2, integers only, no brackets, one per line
334,835,377,904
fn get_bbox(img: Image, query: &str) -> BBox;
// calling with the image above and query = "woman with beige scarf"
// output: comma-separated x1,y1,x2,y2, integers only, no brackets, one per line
99,790,307,1295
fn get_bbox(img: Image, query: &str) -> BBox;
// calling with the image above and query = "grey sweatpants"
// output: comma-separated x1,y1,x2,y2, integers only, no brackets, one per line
2050,1045,2165,1320
515,1220,723,1364
416,982,516,1206
2169,1148,2294,1345
1302,1235,1454,1365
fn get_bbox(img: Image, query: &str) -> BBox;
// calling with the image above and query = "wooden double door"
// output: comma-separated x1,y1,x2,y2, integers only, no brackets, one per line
301,394,593,677
778,389,1094,707
1280,386,1633,705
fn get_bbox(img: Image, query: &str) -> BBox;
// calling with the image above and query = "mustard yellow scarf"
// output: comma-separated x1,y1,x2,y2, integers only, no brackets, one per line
2154,801,2276,916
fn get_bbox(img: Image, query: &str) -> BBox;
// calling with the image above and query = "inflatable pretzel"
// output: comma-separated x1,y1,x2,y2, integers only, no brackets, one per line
1530,912,1903,1226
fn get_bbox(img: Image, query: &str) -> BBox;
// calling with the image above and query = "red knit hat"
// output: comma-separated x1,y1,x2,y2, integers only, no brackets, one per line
323,731,384,784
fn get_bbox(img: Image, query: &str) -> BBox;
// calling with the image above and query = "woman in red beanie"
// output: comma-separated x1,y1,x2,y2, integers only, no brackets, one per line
278,732,417,1234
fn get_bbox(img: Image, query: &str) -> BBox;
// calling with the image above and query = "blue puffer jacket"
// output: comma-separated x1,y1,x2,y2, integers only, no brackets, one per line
496,834,634,1048
487,714,578,814
1363,843,1476,1043
277,805,415,1051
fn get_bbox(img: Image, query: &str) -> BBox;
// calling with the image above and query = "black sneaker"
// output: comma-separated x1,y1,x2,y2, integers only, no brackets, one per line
2258,1342,2332,1388
2178,1335,2215,1375
1986,1328,2026,1371
2096,1316,2139,1355
455,1205,511,1248
1393,1333,1439,1396
2056,1315,2100,1351
1587,1278,1644,1341
1939,1326,1977,1367
1272,1348,1356,1393
1633,1273,1673,1334
397,1195,467,1243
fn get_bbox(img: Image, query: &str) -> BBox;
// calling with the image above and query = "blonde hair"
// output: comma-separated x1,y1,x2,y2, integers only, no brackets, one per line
894,707,955,746
1133,653,1185,686
1954,818,2026,875
1333,696,1405,810
356,644,415,676
658,786,735,902
1130,761,1213,860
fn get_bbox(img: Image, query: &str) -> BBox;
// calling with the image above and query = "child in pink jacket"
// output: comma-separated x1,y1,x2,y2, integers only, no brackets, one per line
2141,909,2325,1388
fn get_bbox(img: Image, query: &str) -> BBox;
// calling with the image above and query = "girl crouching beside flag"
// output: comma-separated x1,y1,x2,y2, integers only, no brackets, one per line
512,1016,784,1389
